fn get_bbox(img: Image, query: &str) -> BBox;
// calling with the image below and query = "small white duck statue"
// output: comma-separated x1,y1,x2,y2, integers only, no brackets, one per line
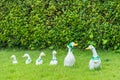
23,53,32,64
36,52,45,65
86,45,101,70
64,42,78,66
11,55,18,64
50,50,58,65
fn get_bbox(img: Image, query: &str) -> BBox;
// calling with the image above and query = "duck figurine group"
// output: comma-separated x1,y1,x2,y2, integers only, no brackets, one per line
86,45,101,70
10,44,102,70
36,52,45,65
64,42,78,66
11,54,18,64
23,53,32,64
50,50,58,65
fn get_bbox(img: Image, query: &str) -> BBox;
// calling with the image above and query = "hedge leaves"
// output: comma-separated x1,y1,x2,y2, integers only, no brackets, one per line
0,0,120,50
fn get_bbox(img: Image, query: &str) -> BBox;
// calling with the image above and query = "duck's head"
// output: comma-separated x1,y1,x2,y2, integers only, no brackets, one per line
11,55,16,59
67,42,78,50
52,50,57,55
86,45,94,50
40,52,45,57
23,53,29,58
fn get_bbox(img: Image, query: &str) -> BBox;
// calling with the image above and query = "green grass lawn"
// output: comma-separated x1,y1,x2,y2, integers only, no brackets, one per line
0,48,120,80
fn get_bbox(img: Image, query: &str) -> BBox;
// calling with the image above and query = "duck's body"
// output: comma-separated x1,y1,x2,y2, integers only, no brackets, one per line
11,55,18,64
64,42,78,66
86,45,101,70
50,50,58,65
64,50,75,66
36,52,45,65
23,53,32,64
36,58,42,65
89,56,101,70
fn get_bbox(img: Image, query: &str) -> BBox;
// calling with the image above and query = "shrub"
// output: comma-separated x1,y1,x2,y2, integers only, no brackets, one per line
0,0,120,50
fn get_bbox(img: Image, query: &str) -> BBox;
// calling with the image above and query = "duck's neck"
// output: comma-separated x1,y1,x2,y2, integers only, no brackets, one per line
91,48,98,57
27,56,31,60
38,56,42,59
13,57,17,61
52,55,56,60
68,48,72,54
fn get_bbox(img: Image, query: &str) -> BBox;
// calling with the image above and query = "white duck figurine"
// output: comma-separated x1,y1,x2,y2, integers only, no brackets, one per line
64,42,78,66
86,45,101,70
11,55,18,64
50,50,58,65
36,52,45,65
23,53,32,64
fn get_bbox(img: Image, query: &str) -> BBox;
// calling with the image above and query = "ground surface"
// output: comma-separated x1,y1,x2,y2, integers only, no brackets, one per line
0,49,119,80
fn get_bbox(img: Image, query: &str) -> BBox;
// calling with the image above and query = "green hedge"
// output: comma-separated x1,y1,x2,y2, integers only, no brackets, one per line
0,0,120,50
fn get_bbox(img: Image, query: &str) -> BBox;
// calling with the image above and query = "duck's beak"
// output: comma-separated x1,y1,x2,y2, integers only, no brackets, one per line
74,43,78,47
86,46,90,50
22,55,25,57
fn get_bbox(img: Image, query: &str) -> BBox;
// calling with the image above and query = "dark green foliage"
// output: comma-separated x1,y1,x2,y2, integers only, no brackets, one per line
0,0,120,50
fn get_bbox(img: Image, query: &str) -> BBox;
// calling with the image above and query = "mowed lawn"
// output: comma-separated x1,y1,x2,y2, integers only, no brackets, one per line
0,48,120,80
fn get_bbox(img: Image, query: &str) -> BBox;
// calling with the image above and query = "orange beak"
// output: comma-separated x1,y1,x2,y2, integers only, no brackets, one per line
86,46,90,50
74,43,78,47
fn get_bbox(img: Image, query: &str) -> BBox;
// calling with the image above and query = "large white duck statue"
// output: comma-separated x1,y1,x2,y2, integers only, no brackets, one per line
36,52,45,65
23,53,32,64
86,45,101,70
50,50,58,65
11,54,18,64
64,42,78,66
